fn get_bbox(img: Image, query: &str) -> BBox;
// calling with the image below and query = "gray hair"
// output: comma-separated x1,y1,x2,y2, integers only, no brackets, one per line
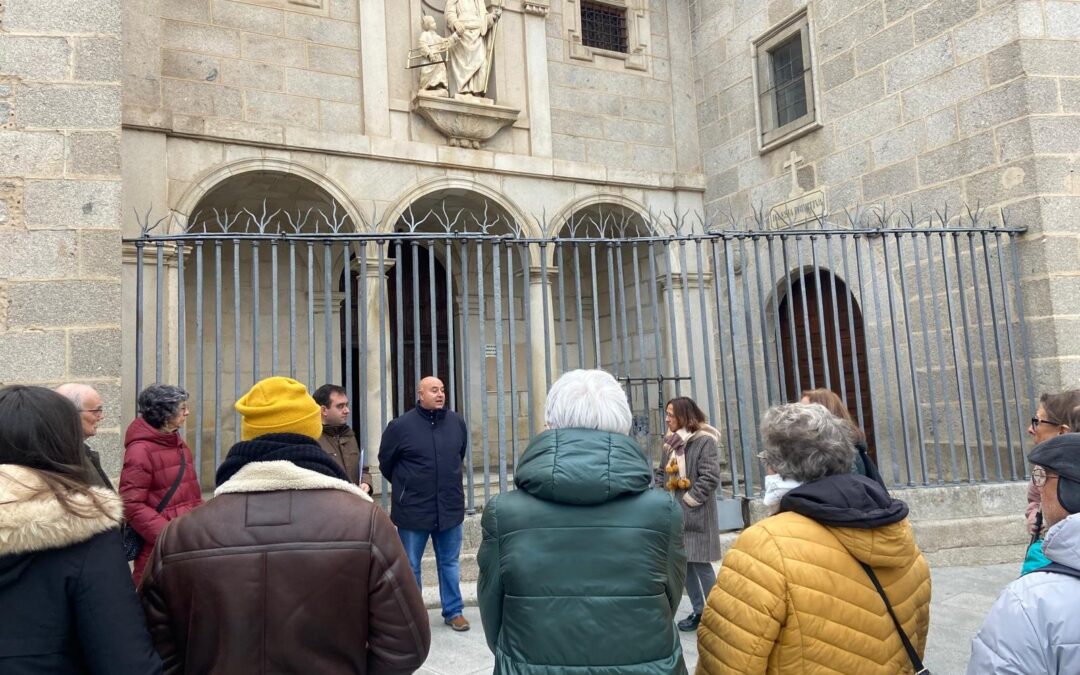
137,384,189,430
55,383,98,410
545,369,632,435
759,403,855,482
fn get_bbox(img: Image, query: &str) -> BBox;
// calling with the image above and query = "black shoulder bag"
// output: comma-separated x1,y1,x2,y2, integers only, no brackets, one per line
122,453,187,562
859,561,932,675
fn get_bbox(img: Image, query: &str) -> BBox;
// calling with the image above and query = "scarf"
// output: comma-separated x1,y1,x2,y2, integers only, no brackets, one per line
216,433,348,487
762,473,802,510
663,428,692,490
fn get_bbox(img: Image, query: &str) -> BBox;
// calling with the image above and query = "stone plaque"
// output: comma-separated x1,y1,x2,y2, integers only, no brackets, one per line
766,190,826,230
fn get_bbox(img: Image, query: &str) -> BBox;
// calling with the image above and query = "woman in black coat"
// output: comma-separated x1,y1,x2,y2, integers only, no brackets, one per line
0,385,162,675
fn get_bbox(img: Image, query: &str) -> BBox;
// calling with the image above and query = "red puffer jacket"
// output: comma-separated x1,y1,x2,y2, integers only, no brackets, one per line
120,417,204,584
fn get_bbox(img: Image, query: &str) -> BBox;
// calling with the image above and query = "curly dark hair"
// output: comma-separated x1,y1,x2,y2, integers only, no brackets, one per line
137,384,189,430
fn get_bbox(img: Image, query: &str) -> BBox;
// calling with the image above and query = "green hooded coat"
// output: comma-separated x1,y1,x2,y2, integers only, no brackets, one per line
477,428,688,674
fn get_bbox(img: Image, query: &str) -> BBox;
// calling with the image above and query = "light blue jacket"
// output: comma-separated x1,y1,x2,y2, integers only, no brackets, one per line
967,512,1080,674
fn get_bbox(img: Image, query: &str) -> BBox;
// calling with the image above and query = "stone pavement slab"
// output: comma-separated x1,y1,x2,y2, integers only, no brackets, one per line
420,562,1018,674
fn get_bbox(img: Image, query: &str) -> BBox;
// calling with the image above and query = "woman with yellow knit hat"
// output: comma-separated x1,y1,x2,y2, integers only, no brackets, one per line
119,383,204,584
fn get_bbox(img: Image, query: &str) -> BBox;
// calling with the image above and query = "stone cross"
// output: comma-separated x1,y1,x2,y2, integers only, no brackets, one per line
784,149,804,198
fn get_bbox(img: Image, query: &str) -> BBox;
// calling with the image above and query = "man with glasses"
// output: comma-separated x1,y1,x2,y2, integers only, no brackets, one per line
55,382,112,489
968,434,1080,673
1025,390,1080,534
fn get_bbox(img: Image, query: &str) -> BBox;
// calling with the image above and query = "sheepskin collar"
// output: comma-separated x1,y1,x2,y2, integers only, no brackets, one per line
0,464,122,556
688,424,722,444
215,460,373,502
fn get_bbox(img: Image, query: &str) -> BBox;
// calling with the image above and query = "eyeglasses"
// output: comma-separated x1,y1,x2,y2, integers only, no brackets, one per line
80,408,105,418
1030,417,1061,432
1031,466,1058,487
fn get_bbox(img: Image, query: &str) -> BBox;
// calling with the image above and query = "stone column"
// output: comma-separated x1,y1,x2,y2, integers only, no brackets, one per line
522,1,553,156
360,250,395,489
525,258,559,428
359,0,391,137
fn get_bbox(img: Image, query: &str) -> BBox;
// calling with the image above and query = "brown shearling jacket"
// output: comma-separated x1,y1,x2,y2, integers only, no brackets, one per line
139,460,430,675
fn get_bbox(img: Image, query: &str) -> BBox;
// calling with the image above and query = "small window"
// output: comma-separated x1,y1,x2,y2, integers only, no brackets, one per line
580,0,628,53
753,13,819,151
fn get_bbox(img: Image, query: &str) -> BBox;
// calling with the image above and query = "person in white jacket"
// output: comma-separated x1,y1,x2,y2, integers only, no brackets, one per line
967,433,1080,674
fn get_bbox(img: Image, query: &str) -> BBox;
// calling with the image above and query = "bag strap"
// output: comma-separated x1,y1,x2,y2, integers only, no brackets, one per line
1038,561,1080,580
858,561,928,675
154,448,187,513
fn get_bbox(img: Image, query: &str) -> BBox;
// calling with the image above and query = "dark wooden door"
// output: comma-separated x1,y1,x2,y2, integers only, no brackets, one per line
778,270,876,462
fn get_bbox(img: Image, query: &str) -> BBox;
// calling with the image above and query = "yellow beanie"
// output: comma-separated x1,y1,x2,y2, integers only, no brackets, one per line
234,376,322,441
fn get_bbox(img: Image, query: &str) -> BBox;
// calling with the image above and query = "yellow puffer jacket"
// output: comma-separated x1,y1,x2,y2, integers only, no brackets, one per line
696,495,931,673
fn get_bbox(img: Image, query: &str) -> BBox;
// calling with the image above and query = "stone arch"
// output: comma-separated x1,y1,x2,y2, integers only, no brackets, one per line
380,176,538,238
547,193,660,239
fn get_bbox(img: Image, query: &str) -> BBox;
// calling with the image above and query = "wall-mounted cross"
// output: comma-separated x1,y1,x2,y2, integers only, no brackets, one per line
784,149,804,198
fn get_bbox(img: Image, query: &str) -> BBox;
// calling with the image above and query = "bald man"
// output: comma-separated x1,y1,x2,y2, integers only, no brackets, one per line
378,376,470,631
55,383,113,489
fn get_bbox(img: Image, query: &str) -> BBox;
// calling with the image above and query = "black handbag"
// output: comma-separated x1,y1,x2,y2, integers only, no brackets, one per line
122,452,187,562
859,561,932,675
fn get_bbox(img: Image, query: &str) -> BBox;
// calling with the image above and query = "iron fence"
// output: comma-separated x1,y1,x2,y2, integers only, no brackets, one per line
125,202,1033,510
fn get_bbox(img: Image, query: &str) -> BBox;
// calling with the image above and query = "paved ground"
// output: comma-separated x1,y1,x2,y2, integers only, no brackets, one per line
418,562,1018,674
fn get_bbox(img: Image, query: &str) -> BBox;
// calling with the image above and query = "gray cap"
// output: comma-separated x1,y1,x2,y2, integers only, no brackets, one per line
1029,434,1080,513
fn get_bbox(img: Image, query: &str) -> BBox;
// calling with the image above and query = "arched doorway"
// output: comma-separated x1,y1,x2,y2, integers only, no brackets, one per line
778,269,877,461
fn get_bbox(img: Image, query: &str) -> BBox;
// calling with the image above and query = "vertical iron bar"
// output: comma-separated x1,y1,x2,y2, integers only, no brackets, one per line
925,231,959,482
252,241,261,383
780,241,802,393
615,243,632,381
969,233,1002,481
631,242,653,426
378,243,389,508
506,242,519,471
214,241,222,469
809,236,831,391
572,242,586,369
823,235,847,404
892,232,927,485
710,238,739,494
177,242,186,394
663,242,682,395
646,242,664,389
951,234,982,482
307,242,315,390
911,232,945,483
861,235,901,484
520,244,535,438
271,240,279,374
288,241,297,378
446,240,457,412
606,243,621,373
194,242,204,472
982,231,1017,480
233,241,240,438
724,236,754,495
411,242,421,387
738,235,763,460
794,236,816,389
323,242,333,383
359,243,368,452
540,243,552,389
880,234,915,484
678,241,698,395
753,236,778,405
995,232,1025,479
155,243,164,383
476,240,491,504
394,240,405,418
556,243,569,372
1010,233,1036,419
839,235,866,431
766,236,789,403
493,240,508,493
429,239,438,380
460,241,475,512
589,243,602,368
343,242,353,402
135,240,144,396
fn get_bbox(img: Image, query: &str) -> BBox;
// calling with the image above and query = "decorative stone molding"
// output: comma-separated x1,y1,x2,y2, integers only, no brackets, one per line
564,0,649,71
412,94,520,149
524,0,550,16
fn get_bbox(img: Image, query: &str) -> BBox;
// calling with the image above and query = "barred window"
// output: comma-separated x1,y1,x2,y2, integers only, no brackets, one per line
753,12,819,151
580,1,628,53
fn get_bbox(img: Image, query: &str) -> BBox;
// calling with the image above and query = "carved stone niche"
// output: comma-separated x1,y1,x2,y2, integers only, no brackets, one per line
412,94,520,149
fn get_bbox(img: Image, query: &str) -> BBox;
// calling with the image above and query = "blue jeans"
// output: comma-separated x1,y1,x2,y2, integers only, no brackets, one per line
397,524,464,620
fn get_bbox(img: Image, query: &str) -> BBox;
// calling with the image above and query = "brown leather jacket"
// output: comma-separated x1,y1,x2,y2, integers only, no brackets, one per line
319,425,374,488
139,461,430,674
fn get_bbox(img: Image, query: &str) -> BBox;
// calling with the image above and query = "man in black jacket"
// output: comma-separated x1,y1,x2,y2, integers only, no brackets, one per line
379,376,470,632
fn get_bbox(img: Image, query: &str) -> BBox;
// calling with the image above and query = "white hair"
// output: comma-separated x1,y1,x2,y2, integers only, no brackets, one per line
544,369,632,435
55,383,98,410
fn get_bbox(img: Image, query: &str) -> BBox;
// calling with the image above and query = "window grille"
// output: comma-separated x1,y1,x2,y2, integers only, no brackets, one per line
768,35,808,127
580,1,628,53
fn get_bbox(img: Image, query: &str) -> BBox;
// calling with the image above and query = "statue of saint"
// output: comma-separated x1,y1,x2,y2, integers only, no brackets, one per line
417,15,449,96
445,0,501,99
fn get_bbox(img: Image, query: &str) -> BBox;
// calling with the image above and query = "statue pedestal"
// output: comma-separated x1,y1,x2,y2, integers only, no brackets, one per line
412,94,520,149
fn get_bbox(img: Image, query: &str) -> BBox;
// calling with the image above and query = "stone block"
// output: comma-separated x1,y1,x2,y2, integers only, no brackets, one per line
1045,0,1080,39
965,158,1039,206
819,143,871,185
925,108,957,148
0,131,65,176
23,179,122,229
16,84,120,130
824,69,885,120
986,42,1025,86
162,0,211,23
977,481,1028,516
329,0,358,21
1061,79,1080,113
70,328,122,378
604,118,671,146
284,68,359,103
220,59,283,91
307,44,360,76
78,230,123,277
161,78,243,119
630,145,676,173
6,280,121,329
585,138,628,166
951,4,1020,62
74,38,122,83
1027,116,1080,154
161,20,240,58
913,0,978,43
833,97,903,148
871,122,924,167
855,19,914,73
820,51,855,92
244,89,319,129
549,85,621,117
0,36,72,81
285,13,359,49
161,50,221,83
884,34,954,93
622,98,671,125
817,3,885,62
0,330,67,383
0,231,77,279
1019,38,1080,76
958,77,1057,137
241,33,307,67
884,0,929,23
862,158,918,200
896,483,981,520
319,100,361,133
66,132,121,177
900,60,986,121
551,109,603,138
552,133,585,160
212,0,283,35
3,0,120,33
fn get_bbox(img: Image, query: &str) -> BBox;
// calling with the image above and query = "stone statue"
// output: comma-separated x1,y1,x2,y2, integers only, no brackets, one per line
417,15,449,96
445,0,501,100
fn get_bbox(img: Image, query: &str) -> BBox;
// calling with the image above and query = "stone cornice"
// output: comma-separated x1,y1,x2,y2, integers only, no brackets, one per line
524,0,550,15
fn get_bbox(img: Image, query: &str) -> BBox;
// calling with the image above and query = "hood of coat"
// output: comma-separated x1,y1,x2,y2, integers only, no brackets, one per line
780,473,918,568
1043,512,1080,567
124,415,183,449
215,460,372,502
514,428,651,505
0,464,122,556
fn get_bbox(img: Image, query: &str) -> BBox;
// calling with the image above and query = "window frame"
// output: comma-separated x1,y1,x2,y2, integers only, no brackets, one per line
579,0,629,54
752,10,822,153
565,0,649,71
